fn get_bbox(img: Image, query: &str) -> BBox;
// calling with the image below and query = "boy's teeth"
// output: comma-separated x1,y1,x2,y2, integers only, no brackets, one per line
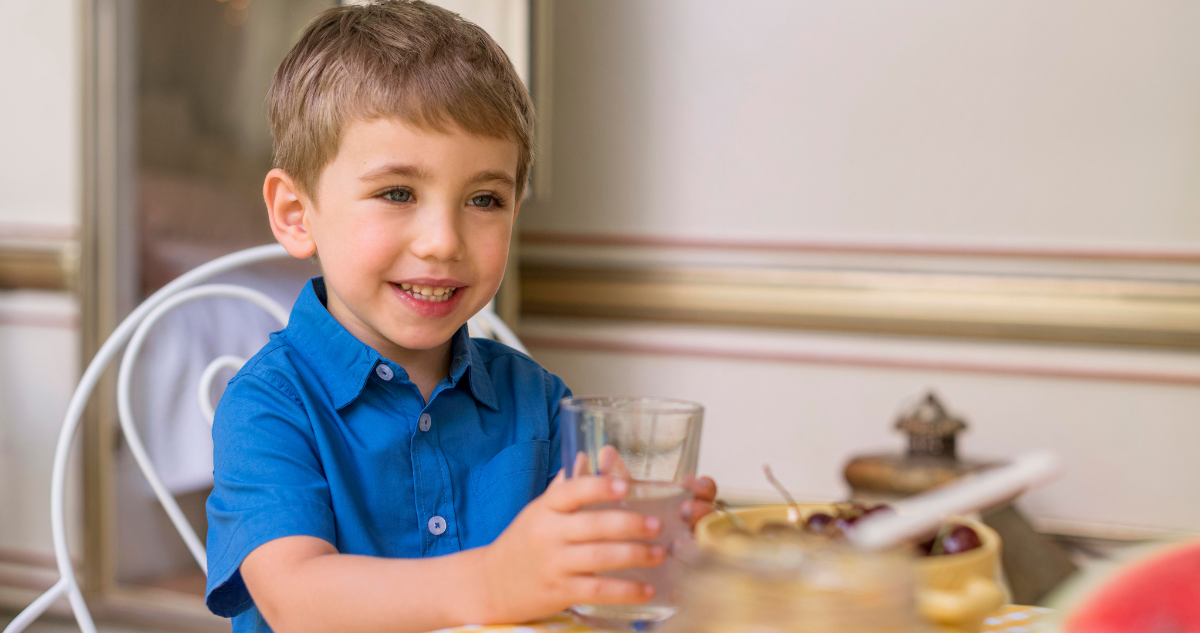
399,283,457,302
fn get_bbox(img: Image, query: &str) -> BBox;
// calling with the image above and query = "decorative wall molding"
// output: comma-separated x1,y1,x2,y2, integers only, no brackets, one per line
521,263,1200,349
0,222,79,292
523,334,1200,388
0,245,76,292
0,549,74,614
0,547,61,570
0,223,79,243
0,308,79,329
1030,517,1180,543
519,316,1200,387
97,586,227,633
0,568,58,594
522,231,1200,264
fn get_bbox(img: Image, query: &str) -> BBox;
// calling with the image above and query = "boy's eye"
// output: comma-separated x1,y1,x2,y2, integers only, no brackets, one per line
382,188,413,203
468,194,500,208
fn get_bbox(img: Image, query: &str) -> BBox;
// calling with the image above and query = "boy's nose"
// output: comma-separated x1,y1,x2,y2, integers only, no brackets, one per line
409,203,465,262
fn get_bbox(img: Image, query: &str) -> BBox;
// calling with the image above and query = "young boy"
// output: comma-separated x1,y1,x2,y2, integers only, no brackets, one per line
204,3,715,632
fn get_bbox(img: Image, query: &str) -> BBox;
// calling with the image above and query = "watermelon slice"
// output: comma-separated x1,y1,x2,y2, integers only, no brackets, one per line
1062,539,1200,633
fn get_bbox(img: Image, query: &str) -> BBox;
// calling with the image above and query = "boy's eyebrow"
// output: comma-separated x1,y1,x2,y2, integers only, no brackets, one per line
359,164,430,181
468,170,516,188
359,166,515,188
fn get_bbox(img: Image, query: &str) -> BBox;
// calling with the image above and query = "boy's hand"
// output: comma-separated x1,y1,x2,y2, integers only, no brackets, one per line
591,445,716,529
682,475,717,528
478,472,664,624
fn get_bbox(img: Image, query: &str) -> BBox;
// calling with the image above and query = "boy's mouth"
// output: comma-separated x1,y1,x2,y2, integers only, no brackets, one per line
395,283,458,303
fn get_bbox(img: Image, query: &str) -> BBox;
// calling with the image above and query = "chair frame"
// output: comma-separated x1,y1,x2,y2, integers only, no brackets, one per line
4,244,526,633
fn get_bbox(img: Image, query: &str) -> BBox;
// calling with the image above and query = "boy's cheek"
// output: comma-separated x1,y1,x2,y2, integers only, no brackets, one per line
318,220,403,277
475,226,514,277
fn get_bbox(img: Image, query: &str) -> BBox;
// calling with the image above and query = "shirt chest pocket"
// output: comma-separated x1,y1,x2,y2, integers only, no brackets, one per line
469,440,550,544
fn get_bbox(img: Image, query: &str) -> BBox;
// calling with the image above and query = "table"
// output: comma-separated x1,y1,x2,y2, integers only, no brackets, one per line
980,605,1050,632
435,605,1049,633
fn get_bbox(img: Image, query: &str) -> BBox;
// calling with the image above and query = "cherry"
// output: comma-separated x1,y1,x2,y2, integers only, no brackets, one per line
938,525,982,555
805,512,835,533
834,515,858,536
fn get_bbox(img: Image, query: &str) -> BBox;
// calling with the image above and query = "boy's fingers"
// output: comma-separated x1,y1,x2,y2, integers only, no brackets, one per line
564,542,665,573
598,445,631,478
572,451,592,478
568,577,655,605
685,476,717,502
681,500,715,528
545,475,627,513
562,510,661,543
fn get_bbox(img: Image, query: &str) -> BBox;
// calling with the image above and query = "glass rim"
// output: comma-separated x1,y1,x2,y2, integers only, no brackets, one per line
560,395,704,415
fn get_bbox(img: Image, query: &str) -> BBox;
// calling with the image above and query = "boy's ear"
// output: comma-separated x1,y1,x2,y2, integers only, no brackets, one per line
264,168,317,259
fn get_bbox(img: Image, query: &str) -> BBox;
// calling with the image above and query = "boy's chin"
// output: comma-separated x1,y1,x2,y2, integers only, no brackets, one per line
385,326,462,351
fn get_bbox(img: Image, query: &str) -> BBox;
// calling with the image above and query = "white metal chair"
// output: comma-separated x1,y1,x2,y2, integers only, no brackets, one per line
4,244,527,633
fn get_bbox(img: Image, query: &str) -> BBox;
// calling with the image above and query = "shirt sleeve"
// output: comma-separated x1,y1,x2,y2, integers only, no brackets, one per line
205,372,335,618
544,370,572,485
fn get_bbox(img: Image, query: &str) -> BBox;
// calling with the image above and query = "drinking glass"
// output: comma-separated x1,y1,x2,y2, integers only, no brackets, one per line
560,396,705,631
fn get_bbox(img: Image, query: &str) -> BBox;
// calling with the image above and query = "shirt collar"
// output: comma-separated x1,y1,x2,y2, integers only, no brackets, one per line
283,278,498,411
447,319,499,411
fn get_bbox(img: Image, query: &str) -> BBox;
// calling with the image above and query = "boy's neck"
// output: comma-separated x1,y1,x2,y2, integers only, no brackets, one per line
323,284,453,404
377,339,453,405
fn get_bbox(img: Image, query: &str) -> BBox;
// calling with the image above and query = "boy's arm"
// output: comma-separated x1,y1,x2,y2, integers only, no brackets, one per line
242,537,489,633
241,473,663,633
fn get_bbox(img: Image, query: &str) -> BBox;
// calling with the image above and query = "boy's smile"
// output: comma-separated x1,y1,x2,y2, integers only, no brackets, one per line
266,116,520,381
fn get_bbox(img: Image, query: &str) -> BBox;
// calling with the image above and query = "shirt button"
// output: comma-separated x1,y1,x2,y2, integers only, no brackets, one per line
375,364,393,381
419,413,432,432
428,516,447,536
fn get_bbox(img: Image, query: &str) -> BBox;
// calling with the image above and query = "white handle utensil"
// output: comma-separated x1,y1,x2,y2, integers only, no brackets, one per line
849,451,1063,551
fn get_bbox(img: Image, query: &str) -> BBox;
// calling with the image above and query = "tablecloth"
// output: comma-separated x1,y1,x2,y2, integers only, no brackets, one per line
981,605,1051,632
433,605,1049,633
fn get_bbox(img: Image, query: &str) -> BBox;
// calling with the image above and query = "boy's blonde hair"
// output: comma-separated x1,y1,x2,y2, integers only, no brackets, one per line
268,0,534,199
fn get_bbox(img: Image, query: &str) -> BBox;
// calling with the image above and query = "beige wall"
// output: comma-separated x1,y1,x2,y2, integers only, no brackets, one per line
0,0,82,603
524,0,1200,250
0,294,80,554
523,0,1200,534
430,0,529,84
0,291,80,610
0,0,80,230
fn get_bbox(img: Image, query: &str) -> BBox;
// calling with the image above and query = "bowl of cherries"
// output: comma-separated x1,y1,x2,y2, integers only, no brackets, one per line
694,469,1007,633
793,501,985,555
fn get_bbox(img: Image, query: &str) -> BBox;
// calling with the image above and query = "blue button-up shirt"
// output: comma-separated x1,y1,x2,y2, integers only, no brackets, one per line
205,278,569,631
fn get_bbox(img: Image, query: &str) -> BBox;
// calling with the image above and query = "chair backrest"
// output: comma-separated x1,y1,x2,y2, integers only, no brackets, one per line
3,244,528,633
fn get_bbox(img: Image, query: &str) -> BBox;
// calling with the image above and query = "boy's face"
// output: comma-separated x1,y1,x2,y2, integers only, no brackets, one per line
270,117,519,354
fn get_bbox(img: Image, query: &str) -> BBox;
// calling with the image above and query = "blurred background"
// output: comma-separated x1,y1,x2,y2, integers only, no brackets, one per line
2,0,1199,630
